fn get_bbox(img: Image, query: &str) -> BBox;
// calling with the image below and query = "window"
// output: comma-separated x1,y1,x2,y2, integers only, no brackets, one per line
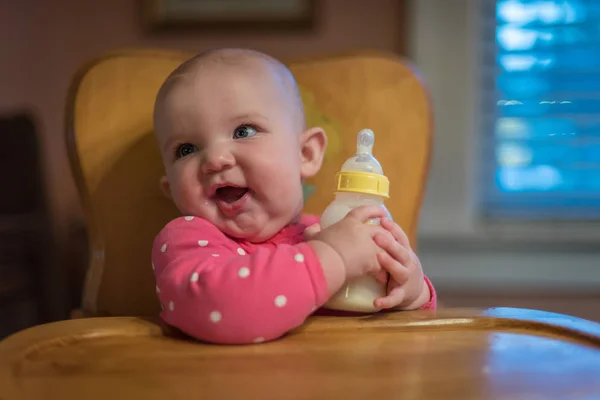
480,0,600,220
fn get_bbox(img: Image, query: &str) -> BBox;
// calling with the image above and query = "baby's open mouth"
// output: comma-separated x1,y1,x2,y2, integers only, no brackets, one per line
214,186,249,204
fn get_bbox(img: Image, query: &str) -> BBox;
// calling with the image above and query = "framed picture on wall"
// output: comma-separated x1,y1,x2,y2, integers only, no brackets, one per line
141,0,316,30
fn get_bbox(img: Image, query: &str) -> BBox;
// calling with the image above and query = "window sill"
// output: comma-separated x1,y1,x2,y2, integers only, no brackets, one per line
418,232,600,254
418,235,600,291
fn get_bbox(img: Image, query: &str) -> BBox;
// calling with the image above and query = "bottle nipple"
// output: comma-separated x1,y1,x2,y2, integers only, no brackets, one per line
357,128,375,155
341,129,384,175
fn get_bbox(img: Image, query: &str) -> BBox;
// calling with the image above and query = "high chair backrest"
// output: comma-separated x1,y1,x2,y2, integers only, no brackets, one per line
67,49,432,317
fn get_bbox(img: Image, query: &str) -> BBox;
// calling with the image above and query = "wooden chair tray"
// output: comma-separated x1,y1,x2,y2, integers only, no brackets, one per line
1,307,600,399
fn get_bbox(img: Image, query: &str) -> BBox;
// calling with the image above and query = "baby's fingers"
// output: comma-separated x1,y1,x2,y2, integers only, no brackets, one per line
347,205,388,224
377,251,409,285
372,269,389,285
381,218,411,249
303,223,321,240
373,231,412,267
374,286,405,309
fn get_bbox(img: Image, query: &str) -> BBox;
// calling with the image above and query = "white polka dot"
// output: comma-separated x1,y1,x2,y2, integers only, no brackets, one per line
274,295,287,308
238,267,250,278
237,247,246,255
160,304,164,311
190,272,199,283
156,285,160,294
169,301,175,311
152,262,155,270
294,253,304,262
198,240,209,247
211,254,219,257
210,311,222,323
311,306,317,313
184,216,194,221
160,243,167,253
253,337,265,343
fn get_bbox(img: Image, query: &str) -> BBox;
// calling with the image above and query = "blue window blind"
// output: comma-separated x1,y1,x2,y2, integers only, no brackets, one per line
480,0,600,220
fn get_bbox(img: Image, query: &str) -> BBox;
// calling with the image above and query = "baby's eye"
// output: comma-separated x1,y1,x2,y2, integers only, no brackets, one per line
233,125,257,139
175,143,197,159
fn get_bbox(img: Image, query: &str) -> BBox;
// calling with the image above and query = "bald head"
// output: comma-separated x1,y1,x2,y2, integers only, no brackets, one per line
153,48,306,132
166,48,290,77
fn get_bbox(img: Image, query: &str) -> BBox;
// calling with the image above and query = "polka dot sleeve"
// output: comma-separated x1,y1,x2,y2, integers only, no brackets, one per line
151,217,329,345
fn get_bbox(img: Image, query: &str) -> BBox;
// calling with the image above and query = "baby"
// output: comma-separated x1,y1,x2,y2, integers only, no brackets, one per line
151,48,436,345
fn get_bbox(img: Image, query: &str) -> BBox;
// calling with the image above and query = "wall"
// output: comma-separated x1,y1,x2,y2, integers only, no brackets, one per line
0,0,405,316
1,0,404,234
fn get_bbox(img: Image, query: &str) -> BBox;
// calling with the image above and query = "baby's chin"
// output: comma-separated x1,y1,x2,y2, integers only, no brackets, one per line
218,215,286,243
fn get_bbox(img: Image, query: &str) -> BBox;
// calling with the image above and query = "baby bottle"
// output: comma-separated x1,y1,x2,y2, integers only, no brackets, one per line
320,128,391,313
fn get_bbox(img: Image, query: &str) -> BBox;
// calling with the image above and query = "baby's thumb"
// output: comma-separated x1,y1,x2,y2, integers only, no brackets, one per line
304,223,321,240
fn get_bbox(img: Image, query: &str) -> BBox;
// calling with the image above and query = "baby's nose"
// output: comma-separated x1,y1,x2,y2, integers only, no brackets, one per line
200,147,235,174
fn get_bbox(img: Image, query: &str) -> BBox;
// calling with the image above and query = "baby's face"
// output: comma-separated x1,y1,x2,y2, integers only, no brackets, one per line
155,62,310,242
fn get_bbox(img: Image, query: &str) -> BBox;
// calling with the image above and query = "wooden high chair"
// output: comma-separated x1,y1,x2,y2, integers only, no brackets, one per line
1,50,599,399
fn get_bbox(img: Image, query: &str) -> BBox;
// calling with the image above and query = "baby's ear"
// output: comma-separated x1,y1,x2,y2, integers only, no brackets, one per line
159,176,172,199
299,127,327,179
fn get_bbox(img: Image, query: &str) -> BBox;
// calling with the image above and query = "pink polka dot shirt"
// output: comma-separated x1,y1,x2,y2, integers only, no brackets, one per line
152,215,436,345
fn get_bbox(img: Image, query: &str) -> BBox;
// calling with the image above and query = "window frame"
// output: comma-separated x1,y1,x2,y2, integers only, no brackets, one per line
410,0,600,246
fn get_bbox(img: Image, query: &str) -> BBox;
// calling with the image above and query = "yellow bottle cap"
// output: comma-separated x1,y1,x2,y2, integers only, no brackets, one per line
336,170,390,198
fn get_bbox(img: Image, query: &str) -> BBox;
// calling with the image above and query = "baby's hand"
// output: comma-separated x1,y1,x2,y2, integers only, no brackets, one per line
303,223,322,241
372,218,430,310
306,206,392,292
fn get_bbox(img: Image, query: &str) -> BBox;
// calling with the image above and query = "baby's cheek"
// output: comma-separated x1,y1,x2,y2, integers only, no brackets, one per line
264,175,300,205
274,184,303,216
253,153,302,205
171,179,207,214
